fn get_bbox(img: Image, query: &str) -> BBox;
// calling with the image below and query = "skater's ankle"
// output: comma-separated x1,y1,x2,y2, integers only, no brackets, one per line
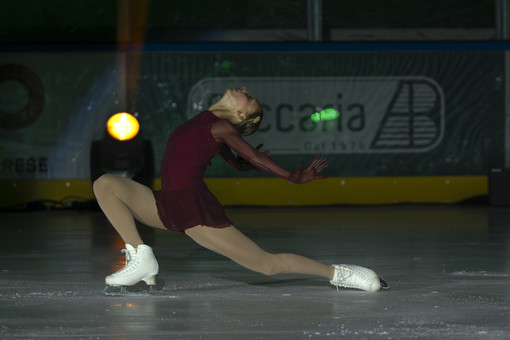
126,242,145,249
329,265,335,280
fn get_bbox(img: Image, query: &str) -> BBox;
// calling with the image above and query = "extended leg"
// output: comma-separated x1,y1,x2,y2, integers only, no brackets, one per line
185,225,334,279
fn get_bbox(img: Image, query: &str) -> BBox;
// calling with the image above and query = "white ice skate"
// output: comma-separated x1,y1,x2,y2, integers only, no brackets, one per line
330,264,388,292
104,244,161,295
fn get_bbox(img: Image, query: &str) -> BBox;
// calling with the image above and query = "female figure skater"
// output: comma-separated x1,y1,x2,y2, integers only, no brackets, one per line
93,87,386,292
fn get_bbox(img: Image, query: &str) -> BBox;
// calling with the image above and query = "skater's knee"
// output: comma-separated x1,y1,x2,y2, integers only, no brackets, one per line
256,254,285,276
259,266,279,276
93,174,115,195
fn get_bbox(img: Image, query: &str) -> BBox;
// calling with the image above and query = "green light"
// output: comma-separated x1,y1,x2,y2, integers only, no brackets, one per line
310,108,340,122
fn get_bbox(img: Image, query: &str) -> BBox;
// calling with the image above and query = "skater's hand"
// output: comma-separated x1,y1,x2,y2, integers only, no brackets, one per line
288,154,328,184
237,144,268,171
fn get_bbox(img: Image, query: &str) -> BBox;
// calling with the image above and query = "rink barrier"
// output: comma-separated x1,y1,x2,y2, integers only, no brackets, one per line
0,176,487,209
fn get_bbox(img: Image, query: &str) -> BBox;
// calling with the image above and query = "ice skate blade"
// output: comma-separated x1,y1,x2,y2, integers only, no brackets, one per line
103,278,165,296
380,276,390,290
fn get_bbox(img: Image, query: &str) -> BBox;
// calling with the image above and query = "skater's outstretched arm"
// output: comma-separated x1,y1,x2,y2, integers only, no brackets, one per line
220,143,266,171
213,119,328,184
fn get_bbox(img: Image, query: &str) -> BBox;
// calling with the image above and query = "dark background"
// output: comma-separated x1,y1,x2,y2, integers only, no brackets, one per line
0,0,495,43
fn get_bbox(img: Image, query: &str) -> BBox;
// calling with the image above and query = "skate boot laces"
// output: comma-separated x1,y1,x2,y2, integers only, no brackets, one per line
112,245,140,277
121,248,131,265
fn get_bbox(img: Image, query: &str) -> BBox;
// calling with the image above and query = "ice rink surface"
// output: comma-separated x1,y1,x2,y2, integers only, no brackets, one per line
1,205,509,339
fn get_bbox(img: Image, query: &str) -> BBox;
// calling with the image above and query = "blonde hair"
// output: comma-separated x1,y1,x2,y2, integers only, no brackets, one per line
234,104,263,136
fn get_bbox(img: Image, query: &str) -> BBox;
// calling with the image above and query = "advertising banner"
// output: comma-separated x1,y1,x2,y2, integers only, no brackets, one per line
188,77,444,155
0,53,124,180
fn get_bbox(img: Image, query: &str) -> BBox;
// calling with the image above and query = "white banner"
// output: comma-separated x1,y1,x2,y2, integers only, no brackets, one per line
188,77,444,154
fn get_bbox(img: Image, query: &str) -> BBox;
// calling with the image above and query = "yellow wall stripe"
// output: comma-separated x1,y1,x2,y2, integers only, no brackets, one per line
0,176,487,208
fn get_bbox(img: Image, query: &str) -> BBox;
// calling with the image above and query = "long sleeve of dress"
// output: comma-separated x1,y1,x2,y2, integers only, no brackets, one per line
212,119,294,180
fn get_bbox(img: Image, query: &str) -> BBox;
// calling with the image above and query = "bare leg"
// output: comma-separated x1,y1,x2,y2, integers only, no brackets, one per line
93,174,166,246
185,225,334,279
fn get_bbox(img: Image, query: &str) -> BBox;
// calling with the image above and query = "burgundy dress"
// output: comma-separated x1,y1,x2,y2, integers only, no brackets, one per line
153,111,233,232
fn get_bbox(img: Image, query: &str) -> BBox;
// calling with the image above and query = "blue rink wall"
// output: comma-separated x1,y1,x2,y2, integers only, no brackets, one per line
0,42,508,207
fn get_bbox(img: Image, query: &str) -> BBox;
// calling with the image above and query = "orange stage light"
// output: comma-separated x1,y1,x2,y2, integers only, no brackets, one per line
106,112,140,141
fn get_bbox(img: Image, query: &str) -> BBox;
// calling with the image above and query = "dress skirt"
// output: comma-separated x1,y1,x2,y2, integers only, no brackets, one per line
153,181,233,233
